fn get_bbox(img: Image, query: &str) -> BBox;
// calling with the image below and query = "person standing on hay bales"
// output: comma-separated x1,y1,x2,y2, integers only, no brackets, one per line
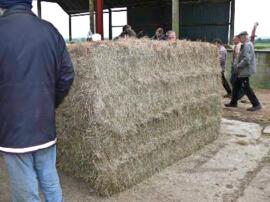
166,30,177,41
0,0,74,201
115,24,137,40
225,31,262,112
213,39,232,98
152,27,166,40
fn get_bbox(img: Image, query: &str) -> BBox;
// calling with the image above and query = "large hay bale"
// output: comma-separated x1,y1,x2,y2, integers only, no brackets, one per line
57,39,221,195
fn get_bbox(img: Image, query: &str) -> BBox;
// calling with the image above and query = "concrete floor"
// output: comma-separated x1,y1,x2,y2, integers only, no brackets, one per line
1,119,270,202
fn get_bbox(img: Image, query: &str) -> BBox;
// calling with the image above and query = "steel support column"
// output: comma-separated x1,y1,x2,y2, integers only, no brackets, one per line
69,14,72,42
89,0,95,34
109,8,112,40
229,0,235,44
96,0,104,39
172,0,180,38
37,0,42,18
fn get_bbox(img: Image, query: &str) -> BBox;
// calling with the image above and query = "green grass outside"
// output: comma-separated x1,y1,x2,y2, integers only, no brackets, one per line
255,43,270,50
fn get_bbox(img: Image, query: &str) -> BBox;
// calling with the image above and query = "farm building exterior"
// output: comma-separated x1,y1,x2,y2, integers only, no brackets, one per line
39,0,235,43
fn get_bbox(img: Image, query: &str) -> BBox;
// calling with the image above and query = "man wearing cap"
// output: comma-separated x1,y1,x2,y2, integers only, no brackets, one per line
225,31,261,111
0,0,74,201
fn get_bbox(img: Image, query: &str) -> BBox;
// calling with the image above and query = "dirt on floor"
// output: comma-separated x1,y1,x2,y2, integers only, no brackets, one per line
2,119,270,202
222,89,270,126
1,89,270,202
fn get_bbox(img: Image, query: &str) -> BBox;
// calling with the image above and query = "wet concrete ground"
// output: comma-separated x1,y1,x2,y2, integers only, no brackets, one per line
1,118,270,202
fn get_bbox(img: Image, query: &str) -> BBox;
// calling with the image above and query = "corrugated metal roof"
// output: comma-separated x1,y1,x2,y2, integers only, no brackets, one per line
43,0,231,14
43,0,170,14
43,0,88,14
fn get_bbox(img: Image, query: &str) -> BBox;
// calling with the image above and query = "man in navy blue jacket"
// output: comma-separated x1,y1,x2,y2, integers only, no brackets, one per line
0,1,74,201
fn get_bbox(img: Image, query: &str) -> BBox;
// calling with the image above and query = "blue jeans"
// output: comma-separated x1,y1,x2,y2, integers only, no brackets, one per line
3,145,63,202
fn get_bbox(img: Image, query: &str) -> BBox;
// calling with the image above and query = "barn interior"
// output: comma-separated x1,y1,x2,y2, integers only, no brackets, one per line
38,0,235,43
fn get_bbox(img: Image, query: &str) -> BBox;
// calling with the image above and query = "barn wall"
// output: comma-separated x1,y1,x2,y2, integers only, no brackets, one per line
180,1,231,43
127,0,231,43
127,2,172,37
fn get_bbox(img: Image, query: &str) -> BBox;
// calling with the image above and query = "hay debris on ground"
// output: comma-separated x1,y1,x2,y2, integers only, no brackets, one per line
56,39,222,196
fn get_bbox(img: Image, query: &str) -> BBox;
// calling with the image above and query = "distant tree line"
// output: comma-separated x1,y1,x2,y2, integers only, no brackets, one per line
256,38,270,43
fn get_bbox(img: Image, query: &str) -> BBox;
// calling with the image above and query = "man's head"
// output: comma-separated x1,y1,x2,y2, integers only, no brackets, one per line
237,31,249,43
122,25,131,34
155,27,164,37
212,38,223,48
233,36,240,45
0,0,33,9
166,31,176,41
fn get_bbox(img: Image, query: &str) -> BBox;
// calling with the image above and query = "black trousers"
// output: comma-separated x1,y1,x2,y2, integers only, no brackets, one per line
231,77,260,107
230,71,245,100
221,71,232,95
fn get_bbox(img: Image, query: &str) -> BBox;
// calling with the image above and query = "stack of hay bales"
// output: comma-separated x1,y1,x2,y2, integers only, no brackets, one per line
57,39,221,195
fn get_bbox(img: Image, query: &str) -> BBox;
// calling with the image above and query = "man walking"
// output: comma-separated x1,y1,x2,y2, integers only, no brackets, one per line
231,36,242,85
230,36,245,100
225,31,261,111
213,39,232,97
0,1,74,201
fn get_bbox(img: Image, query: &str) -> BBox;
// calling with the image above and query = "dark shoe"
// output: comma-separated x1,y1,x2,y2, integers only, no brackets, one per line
223,94,232,98
225,103,237,108
247,105,262,112
240,99,249,104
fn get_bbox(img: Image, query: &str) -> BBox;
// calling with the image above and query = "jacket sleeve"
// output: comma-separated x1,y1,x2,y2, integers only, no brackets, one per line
55,38,75,108
237,44,252,69
219,49,227,71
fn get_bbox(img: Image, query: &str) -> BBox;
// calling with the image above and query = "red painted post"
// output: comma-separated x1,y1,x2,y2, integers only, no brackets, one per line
96,0,104,39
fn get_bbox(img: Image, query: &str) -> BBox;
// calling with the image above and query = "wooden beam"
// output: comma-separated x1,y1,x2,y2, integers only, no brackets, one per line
172,0,180,39
69,14,72,42
229,0,235,44
89,0,95,33
37,0,42,18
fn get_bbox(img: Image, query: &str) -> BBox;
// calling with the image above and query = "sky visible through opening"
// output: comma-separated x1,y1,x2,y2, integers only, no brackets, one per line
32,0,270,40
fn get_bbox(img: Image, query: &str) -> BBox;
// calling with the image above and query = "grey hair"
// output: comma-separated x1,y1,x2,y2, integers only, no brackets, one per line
0,8,6,16
166,30,176,35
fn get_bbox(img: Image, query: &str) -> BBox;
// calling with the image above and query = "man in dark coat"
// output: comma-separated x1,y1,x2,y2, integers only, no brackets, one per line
114,24,137,40
152,27,166,40
0,0,74,201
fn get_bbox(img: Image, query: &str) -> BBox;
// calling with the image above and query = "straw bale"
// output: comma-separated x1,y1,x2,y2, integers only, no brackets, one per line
56,39,222,195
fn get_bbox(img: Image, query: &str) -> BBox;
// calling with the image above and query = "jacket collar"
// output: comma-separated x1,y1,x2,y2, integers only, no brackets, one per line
3,5,35,17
